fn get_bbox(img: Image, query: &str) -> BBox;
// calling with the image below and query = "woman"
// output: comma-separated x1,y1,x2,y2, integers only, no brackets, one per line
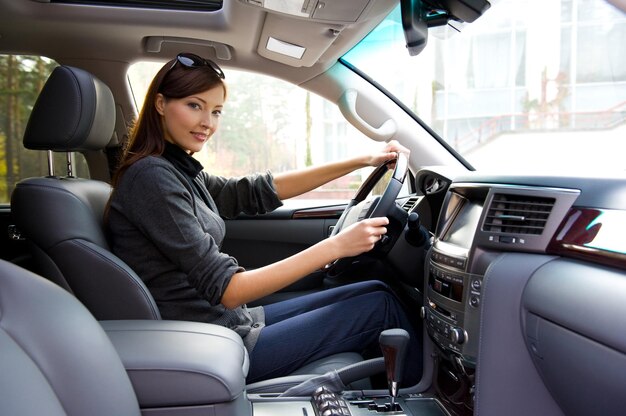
107,53,422,385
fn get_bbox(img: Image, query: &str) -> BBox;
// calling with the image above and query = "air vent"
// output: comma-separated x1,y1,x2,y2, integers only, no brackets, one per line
483,194,555,235
402,196,419,212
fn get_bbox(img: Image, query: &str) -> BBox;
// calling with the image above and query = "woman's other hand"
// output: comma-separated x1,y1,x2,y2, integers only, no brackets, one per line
332,217,389,258
365,140,410,167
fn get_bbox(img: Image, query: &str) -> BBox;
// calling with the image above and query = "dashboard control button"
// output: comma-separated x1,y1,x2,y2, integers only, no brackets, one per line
470,296,480,308
499,235,516,243
439,280,451,296
450,328,467,344
320,401,340,412
471,279,481,291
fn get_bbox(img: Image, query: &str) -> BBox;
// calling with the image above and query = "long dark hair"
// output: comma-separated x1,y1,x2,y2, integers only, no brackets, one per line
111,56,226,187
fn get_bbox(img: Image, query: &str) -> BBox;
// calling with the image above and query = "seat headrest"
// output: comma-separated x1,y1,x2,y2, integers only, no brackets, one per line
23,65,115,152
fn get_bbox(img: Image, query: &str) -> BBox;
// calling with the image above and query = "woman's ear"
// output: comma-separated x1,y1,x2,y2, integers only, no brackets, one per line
155,93,166,116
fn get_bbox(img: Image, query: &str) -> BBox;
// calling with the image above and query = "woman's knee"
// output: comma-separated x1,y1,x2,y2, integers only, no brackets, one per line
347,279,391,294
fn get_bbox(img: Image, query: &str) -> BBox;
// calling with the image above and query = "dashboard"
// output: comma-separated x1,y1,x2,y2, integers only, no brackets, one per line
426,179,580,364
407,168,626,415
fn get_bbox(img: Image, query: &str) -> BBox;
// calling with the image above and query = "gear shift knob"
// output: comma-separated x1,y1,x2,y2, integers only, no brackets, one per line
379,328,409,401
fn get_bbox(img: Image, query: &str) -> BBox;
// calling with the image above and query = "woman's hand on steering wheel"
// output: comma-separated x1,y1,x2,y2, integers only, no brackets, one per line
364,140,411,168
332,217,390,258
325,148,410,275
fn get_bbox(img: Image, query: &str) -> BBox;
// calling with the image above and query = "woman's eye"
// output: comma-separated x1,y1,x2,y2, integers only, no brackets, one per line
213,109,222,117
188,102,201,110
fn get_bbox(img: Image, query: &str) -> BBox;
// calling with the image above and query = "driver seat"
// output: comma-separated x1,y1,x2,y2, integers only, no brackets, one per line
11,65,160,320
10,64,366,388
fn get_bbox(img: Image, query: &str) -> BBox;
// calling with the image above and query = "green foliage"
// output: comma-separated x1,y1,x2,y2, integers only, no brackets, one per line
0,55,58,202
205,71,302,176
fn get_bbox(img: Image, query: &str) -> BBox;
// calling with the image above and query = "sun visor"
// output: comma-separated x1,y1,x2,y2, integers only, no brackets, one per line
257,13,343,67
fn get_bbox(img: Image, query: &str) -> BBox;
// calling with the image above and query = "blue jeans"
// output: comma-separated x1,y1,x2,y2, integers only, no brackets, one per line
247,280,422,386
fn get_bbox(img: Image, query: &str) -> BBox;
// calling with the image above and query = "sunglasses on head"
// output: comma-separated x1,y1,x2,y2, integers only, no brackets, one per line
168,53,225,79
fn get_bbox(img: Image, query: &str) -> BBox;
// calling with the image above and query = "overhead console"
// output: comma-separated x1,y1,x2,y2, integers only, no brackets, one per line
240,0,374,23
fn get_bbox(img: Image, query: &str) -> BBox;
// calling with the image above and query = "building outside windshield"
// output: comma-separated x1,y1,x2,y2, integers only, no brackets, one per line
343,0,626,173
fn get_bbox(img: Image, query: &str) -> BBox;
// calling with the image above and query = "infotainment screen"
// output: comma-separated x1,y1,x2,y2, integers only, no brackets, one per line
441,200,483,249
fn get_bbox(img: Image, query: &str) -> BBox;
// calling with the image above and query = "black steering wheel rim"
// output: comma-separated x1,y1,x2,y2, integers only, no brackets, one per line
326,152,409,273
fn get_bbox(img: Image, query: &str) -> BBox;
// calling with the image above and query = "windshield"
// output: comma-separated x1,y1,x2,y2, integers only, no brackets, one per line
342,0,626,174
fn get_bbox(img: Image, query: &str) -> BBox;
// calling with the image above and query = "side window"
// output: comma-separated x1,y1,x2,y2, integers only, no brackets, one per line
128,63,406,201
0,55,89,204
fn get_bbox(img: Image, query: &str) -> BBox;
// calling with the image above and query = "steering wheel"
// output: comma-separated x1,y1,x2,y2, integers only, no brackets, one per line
325,152,409,275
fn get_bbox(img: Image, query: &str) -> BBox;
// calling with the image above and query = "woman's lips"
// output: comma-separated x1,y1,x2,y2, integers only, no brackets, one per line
192,132,208,142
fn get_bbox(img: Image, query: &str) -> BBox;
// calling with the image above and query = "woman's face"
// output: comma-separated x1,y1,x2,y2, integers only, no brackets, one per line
155,85,225,153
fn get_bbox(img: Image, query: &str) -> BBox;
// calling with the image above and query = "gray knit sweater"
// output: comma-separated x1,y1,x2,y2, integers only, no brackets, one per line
107,154,282,351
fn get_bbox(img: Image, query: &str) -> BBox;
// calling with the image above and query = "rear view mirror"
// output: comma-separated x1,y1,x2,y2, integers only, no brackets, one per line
400,0,491,56
401,0,429,56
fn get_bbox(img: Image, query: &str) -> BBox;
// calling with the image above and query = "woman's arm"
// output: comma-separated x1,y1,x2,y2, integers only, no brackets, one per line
272,140,409,200
220,216,389,309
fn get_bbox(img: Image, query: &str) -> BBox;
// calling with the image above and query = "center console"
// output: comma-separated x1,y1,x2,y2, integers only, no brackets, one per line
423,182,579,414
250,389,449,415
102,319,450,416
101,320,252,415
426,190,485,366
423,187,486,414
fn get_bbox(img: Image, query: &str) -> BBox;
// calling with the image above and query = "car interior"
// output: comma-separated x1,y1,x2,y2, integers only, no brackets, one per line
1,0,625,415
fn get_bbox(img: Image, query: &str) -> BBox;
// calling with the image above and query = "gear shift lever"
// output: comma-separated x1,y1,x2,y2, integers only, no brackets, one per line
379,329,409,408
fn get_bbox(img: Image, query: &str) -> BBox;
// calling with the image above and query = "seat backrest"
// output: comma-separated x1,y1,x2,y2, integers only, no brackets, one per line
0,259,142,416
11,65,160,320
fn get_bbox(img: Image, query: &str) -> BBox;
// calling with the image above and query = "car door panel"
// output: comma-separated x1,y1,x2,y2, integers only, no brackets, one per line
222,201,344,301
222,202,344,269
